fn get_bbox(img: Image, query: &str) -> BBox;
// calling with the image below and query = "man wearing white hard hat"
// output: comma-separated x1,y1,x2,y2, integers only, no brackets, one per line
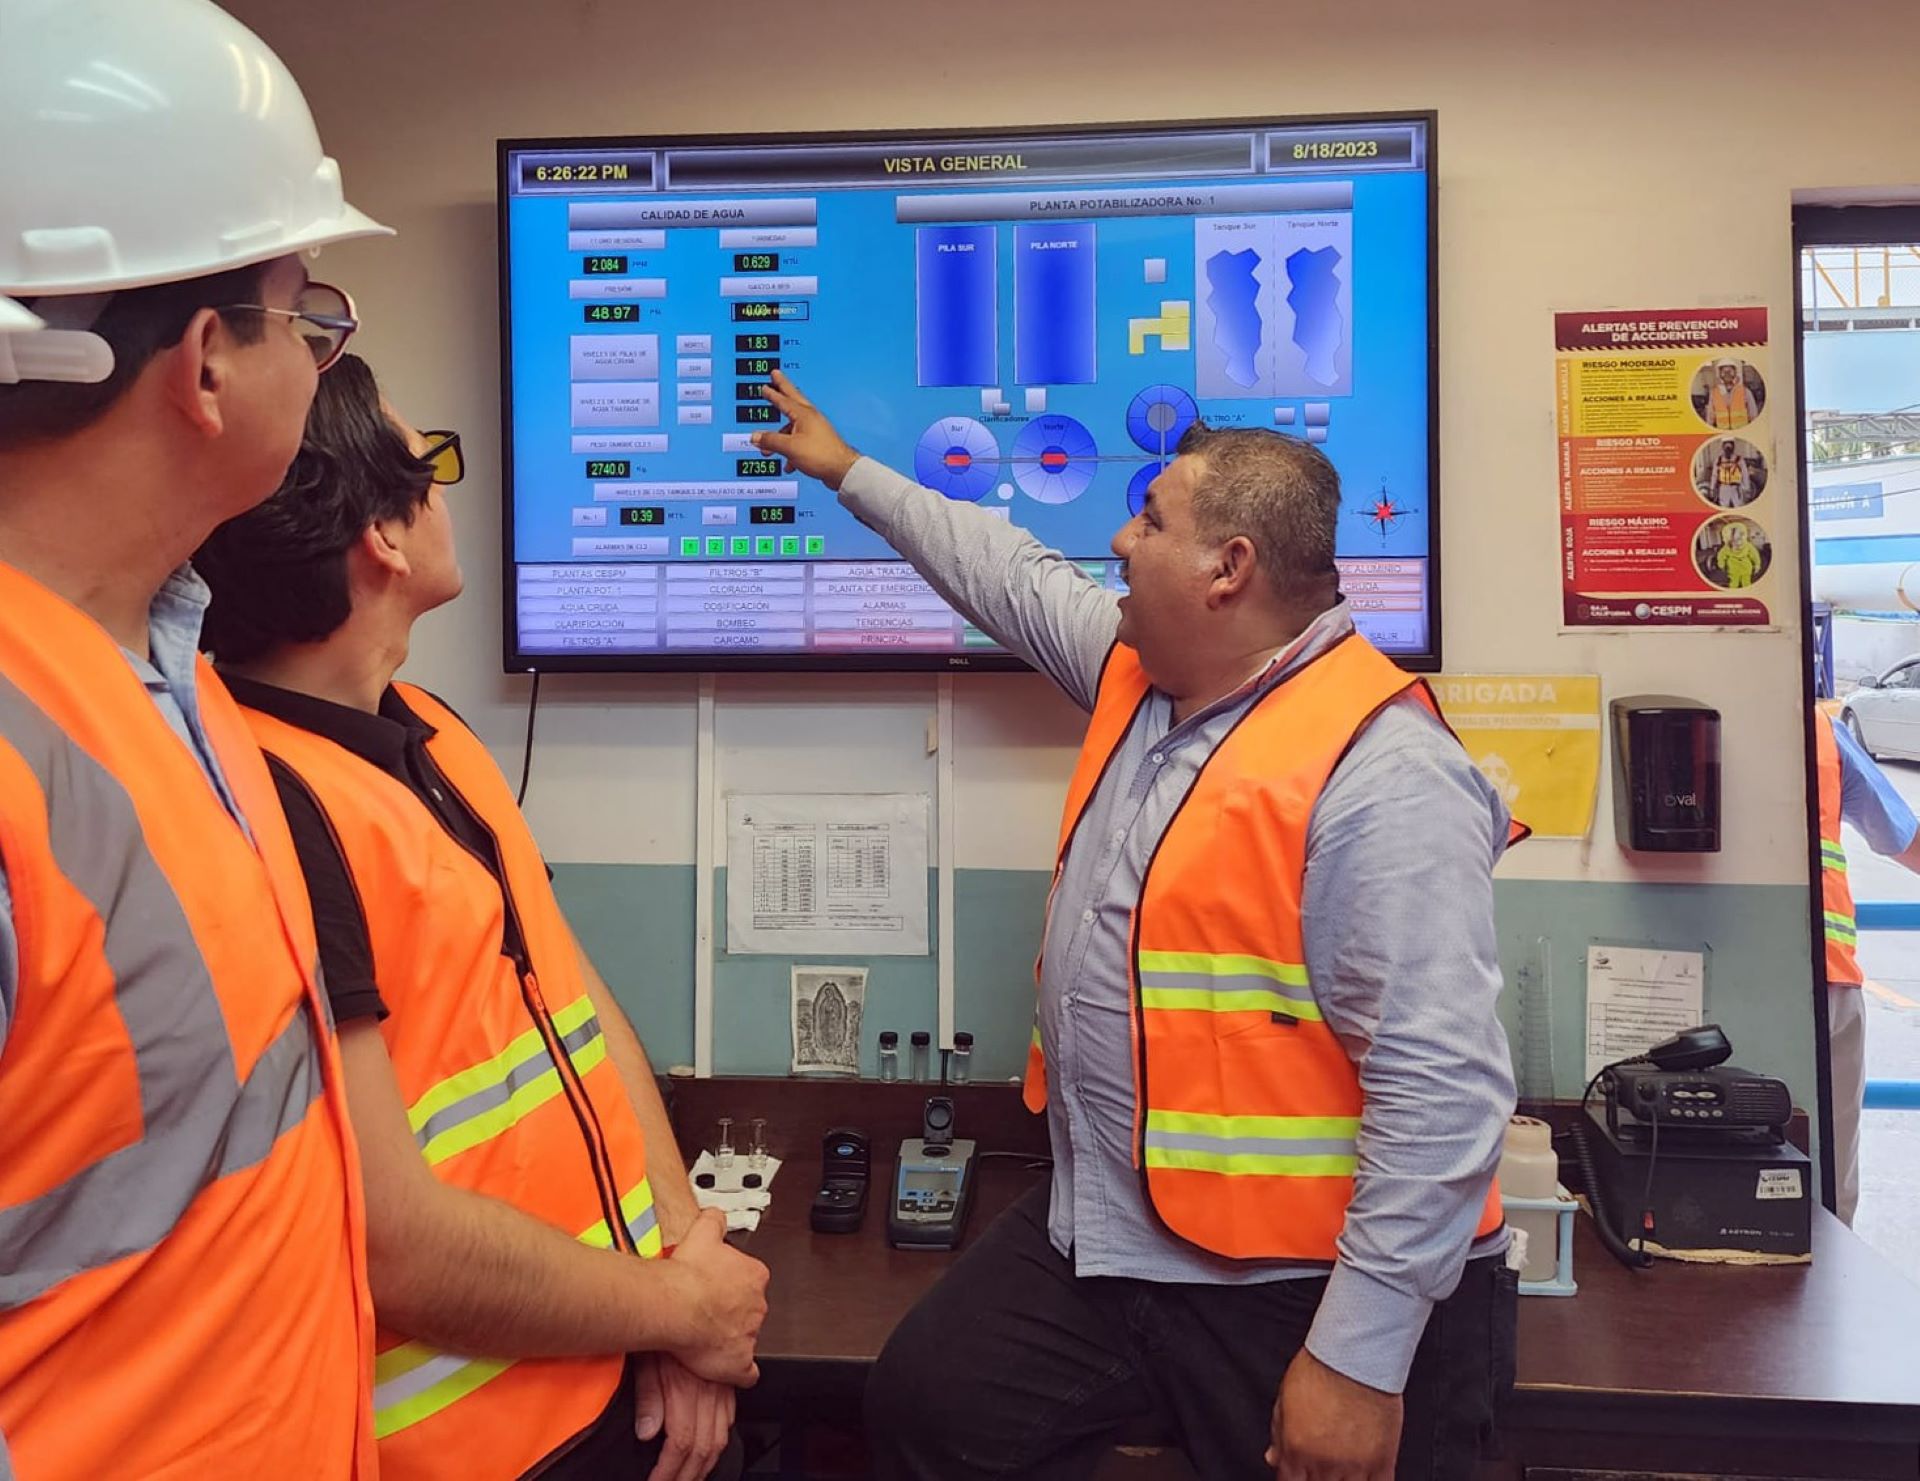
1704,358,1759,431
0,1,392,1475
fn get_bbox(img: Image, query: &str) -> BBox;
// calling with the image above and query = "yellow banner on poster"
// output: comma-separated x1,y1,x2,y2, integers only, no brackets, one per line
1557,354,1752,438
1433,675,1601,840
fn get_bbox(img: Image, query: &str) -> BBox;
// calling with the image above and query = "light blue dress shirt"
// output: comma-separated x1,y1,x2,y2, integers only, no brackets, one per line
1831,712,1918,856
838,456,1516,1393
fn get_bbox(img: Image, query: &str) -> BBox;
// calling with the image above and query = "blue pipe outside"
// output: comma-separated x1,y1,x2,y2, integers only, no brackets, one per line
1856,901,1920,930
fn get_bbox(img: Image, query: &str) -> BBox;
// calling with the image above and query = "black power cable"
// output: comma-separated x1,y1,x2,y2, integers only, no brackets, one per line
1570,1024,1732,1270
515,670,542,806
1637,1110,1662,1260
1570,1059,1654,1270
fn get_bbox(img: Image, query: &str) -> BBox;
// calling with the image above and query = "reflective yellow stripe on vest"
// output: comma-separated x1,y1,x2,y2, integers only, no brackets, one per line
1825,909,1859,947
1821,840,1849,873
1142,1111,1360,1177
1137,950,1319,1020
405,995,607,1166
581,1177,665,1257
371,1178,658,1438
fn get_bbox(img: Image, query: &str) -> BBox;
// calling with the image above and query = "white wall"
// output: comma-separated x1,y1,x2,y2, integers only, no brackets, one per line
222,0,1920,890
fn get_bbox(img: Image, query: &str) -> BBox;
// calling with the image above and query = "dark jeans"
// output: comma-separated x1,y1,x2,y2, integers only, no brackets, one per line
865,1184,1515,1481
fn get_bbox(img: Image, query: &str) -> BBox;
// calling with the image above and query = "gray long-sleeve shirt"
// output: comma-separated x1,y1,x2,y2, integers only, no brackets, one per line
839,456,1516,1394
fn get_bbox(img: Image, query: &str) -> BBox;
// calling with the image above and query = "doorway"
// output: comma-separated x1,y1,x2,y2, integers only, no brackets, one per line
1795,204,1920,1273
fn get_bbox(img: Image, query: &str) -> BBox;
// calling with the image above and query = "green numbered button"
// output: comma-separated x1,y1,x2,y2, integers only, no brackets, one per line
679,536,701,557
731,535,752,556
755,535,777,556
779,535,801,556
705,536,726,557
805,534,825,555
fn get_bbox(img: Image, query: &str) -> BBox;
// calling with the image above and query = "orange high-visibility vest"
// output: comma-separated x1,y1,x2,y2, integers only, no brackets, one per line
1816,714,1862,987
1023,635,1519,1262
0,562,376,1478
1709,381,1752,429
240,681,658,1480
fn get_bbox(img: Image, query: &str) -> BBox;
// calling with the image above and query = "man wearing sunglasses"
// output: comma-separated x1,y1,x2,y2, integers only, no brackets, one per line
194,355,765,1481
0,1,393,1476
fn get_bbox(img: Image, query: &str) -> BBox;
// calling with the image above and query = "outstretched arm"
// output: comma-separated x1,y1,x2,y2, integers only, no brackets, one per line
753,372,1121,711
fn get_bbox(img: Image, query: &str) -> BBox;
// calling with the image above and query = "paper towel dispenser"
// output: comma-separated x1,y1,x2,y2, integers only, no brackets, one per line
1610,696,1720,852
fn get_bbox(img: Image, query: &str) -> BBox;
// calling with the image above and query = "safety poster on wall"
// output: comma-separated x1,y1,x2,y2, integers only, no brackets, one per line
1555,307,1775,628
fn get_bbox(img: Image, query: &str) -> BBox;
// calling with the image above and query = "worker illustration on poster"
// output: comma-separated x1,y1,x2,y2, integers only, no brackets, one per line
1554,308,1775,627
1692,437,1767,509
1691,357,1765,430
1696,515,1771,590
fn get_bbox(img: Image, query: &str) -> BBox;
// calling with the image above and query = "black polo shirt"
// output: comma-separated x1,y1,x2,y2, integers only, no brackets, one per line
226,678,659,1476
224,677,519,1026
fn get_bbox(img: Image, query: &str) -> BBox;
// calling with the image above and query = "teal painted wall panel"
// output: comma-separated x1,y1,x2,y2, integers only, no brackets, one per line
552,863,696,1070
563,867,1045,1082
709,868,940,1078
948,869,1052,1084
560,866,1819,1118
1492,880,1817,1109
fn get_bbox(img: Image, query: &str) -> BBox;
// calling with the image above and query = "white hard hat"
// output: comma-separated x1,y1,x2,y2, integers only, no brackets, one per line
0,298,44,333
0,0,392,299
0,296,50,386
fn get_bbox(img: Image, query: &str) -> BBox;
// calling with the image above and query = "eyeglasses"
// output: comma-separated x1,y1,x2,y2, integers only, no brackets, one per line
217,280,359,372
419,430,464,486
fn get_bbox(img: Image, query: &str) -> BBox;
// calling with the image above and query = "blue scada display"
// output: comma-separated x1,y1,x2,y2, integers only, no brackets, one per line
500,117,1437,671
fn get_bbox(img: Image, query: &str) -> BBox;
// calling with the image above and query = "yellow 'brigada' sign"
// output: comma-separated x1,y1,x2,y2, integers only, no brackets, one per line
1432,675,1601,841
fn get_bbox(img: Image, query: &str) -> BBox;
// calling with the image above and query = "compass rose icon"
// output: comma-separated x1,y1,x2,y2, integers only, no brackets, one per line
1357,479,1418,543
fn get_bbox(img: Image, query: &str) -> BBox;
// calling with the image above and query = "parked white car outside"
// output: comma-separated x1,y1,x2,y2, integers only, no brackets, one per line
1841,657,1920,761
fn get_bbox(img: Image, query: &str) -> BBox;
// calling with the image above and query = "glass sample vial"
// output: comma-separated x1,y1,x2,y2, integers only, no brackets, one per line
878,1031,899,1082
715,1117,734,1170
748,1118,768,1171
950,1031,974,1085
909,1031,932,1083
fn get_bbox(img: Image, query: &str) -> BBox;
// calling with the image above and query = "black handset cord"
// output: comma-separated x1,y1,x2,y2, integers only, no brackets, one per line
1572,1057,1655,1270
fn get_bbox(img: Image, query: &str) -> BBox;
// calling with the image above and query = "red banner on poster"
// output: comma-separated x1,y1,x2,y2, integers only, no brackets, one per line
1553,307,1769,353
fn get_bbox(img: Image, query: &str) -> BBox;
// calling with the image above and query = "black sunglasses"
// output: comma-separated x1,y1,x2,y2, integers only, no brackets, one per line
419,430,464,486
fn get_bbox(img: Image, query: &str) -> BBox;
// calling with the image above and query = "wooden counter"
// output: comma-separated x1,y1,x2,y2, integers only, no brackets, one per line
669,1076,1920,1478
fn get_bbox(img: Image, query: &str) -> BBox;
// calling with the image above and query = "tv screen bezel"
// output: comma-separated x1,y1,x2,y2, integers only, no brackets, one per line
497,110,1441,675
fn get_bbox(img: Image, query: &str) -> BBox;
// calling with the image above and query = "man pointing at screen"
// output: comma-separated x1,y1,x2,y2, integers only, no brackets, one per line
755,371,1523,1481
